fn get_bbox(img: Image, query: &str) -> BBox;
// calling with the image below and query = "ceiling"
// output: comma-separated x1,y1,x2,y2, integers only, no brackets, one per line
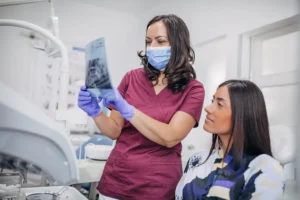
72,0,157,15
0,0,159,15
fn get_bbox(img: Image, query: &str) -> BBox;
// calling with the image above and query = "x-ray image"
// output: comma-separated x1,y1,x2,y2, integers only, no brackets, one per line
85,38,115,99
86,58,111,88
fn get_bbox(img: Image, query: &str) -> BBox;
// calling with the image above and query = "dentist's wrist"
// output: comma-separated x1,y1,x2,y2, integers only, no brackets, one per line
88,107,102,118
123,104,136,121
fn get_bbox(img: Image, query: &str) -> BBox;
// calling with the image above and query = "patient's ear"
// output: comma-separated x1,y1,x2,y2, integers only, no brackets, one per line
269,124,296,165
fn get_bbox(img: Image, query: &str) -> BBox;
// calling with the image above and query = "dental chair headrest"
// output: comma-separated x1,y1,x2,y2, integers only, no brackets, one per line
270,124,296,165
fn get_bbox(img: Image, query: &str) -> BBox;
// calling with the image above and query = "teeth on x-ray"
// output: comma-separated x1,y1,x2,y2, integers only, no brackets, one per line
85,37,115,99
86,58,111,88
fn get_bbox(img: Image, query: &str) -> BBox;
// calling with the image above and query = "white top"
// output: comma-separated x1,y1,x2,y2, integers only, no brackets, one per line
175,149,284,200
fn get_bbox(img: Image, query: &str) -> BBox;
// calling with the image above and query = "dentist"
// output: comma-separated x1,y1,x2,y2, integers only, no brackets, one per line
78,14,205,200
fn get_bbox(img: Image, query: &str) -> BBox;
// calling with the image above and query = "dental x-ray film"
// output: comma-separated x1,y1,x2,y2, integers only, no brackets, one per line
85,37,115,99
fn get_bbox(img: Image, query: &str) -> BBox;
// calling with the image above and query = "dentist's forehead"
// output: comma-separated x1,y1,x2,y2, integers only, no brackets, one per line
147,21,168,38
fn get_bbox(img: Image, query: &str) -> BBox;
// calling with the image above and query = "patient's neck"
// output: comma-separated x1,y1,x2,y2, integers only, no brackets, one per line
219,135,233,156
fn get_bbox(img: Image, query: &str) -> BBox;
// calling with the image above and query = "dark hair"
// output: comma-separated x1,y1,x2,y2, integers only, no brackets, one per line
138,14,196,93
205,80,272,168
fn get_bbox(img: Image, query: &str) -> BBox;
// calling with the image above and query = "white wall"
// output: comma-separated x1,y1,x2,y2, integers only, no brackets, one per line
142,0,299,42
141,0,299,78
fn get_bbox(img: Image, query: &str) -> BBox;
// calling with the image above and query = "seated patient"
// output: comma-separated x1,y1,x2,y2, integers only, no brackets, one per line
176,80,284,200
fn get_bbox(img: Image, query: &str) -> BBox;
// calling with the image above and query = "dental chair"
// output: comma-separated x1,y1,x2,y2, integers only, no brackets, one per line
75,134,113,195
270,124,296,166
75,134,113,160
269,124,296,195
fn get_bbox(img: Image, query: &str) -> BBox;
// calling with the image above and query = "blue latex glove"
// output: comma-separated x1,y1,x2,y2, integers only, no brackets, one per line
78,86,102,118
102,88,135,121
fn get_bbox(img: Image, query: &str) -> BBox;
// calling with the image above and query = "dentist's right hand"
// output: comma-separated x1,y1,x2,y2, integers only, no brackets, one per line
78,86,102,118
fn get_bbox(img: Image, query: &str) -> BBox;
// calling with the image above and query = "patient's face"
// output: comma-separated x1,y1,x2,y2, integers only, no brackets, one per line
203,86,232,135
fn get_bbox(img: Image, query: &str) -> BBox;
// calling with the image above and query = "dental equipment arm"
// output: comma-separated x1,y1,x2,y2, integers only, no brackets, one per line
0,19,69,122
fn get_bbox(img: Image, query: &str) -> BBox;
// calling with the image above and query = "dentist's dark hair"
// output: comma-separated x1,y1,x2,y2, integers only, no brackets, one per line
204,80,272,169
138,14,196,93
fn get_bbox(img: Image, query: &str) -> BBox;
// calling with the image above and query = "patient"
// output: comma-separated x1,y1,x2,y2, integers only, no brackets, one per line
175,80,284,200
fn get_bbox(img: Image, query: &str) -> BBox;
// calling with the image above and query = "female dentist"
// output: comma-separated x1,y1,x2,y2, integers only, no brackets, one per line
78,14,205,200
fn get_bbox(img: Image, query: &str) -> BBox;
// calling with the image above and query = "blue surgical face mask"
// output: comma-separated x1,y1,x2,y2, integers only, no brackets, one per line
146,46,171,71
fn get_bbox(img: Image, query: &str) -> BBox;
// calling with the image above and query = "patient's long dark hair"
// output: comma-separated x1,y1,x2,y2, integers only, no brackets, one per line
204,80,272,168
138,14,196,93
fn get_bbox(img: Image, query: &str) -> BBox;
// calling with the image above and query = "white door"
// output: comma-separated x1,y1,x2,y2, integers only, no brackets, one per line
240,14,300,180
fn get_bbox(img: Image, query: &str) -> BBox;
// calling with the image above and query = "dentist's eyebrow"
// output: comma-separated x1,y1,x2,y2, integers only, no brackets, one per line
146,36,167,39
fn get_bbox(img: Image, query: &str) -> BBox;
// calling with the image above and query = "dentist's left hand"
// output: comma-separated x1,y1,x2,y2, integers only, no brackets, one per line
78,86,102,118
102,88,136,121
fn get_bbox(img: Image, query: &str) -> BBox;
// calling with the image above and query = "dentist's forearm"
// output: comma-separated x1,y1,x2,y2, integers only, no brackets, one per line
129,107,196,148
129,110,182,148
93,112,122,140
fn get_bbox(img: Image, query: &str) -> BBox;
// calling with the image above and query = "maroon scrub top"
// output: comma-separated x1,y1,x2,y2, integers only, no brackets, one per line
97,68,205,200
